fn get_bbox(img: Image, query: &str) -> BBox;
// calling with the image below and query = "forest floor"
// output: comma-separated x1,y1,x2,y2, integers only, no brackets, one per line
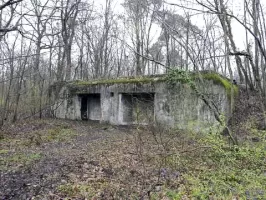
0,118,266,200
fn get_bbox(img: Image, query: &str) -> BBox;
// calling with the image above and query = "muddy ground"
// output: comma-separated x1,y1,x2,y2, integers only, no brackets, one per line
0,119,182,200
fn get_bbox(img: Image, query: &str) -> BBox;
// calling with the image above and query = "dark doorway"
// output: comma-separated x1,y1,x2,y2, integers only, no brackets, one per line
81,96,88,120
80,94,102,121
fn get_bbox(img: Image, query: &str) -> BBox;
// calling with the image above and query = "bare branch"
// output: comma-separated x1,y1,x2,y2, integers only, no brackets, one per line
0,0,23,11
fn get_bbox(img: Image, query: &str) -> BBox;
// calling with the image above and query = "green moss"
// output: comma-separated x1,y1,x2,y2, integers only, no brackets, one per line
69,76,165,87
197,72,238,98
62,71,238,101
166,69,238,100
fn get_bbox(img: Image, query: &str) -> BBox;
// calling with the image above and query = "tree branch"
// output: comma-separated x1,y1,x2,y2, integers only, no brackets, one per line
0,0,23,11
0,27,17,33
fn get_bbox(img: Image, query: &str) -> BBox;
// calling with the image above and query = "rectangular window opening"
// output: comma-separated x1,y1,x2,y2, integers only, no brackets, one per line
121,93,155,124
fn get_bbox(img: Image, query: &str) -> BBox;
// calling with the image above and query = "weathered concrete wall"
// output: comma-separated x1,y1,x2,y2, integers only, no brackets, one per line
52,78,230,130
155,81,228,131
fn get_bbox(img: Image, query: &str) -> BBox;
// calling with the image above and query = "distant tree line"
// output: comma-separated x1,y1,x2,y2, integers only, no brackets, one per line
0,0,266,126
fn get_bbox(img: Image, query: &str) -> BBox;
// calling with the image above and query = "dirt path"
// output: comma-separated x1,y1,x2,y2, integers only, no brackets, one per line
1,119,137,199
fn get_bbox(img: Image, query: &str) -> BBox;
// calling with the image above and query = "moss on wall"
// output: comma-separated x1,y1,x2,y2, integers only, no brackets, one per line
194,72,238,99
166,69,238,99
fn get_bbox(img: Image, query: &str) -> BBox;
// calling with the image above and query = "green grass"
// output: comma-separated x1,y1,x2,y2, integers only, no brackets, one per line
0,150,9,154
0,152,42,170
58,180,111,199
44,127,77,142
25,127,77,146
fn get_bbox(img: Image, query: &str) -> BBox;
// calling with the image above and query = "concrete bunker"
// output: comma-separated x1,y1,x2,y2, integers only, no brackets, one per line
120,93,155,124
80,94,101,121
51,72,234,130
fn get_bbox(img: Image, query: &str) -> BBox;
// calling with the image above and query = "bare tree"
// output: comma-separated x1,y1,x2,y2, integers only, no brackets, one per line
123,0,162,75
60,0,81,81
0,0,23,38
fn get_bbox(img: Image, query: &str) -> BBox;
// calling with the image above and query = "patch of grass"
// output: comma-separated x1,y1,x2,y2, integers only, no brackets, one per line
0,152,42,170
0,149,9,154
26,127,77,146
58,180,140,199
165,190,183,200
1,138,29,148
45,127,76,142
58,180,111,199
58,183,97,198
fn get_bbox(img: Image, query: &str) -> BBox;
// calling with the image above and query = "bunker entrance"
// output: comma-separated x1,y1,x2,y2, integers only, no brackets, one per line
81,95,88,120
80,94,101,121
121,93,154,124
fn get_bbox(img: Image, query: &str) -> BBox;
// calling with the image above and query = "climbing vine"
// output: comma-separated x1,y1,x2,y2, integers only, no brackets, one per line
166,69,196,91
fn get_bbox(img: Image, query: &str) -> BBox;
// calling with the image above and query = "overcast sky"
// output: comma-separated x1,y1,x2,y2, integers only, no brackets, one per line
94,0,266,50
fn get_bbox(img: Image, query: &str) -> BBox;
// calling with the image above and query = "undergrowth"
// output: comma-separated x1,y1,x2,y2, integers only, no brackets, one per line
162,128,266,199
56,123,266,199
1,119,264,199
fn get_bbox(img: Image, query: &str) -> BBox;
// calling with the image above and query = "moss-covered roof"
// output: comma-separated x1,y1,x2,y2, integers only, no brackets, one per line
194,71,238,97
68,75,165,87
51,71,237,96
